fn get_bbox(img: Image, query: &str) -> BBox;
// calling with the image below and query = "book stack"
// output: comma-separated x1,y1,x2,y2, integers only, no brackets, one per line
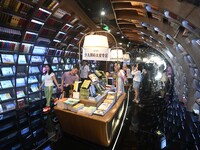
106,92,117,101
56,98,67,109
94,98,115,116
63,98,80,110
68,103,84,112
78,106,97,116
80,88,90,99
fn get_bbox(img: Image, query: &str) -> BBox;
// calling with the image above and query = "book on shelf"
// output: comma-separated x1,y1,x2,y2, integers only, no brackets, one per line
0,80,13,89
0,93,12,101
30,85,39,92
1,54,15,64
10,16,20,27
5,102,16,111
17,91,26,98
18,55,27,64
53,8,67,19
1,67,13,76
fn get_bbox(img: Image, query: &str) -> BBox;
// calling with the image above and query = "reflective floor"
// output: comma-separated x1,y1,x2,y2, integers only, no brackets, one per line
48,87,200,150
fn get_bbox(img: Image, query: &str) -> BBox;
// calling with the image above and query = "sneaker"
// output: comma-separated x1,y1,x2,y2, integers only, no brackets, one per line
43,106,50,112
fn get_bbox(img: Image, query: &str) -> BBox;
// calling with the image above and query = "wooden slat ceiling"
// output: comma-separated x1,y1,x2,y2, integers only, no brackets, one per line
110,0,200,47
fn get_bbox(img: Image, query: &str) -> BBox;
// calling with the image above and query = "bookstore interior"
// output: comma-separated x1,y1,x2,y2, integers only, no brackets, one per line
0,0,200,149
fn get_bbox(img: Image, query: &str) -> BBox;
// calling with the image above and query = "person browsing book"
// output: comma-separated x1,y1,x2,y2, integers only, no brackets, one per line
61,66,79,98
39,64,60,112
80,60,90,82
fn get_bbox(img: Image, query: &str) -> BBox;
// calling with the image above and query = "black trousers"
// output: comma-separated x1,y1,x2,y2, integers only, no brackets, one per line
63,85,73,98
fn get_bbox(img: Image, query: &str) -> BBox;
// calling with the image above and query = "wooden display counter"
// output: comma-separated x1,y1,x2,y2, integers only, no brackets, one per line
54,93,127,147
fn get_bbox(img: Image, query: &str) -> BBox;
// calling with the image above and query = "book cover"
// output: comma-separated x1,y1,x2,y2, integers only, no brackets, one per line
98,102,112,111
81,80,91,89
73,81,82,92
93,109,106,116
89,74,98,82
0,93,12,101
64,98,80,106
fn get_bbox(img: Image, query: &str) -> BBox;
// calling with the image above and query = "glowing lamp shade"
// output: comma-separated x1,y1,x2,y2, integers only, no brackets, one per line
110,49,123,61
83,35,109,49
123,54,130,62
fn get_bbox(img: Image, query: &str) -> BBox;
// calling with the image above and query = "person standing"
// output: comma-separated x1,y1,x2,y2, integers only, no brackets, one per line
115,63,127,93
61,66,79,98
166,63,173,84
80,60,90,82
131,64,142,103
39,64,60,112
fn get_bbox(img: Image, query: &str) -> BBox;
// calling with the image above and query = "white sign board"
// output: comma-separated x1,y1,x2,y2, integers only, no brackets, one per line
82,47,109,61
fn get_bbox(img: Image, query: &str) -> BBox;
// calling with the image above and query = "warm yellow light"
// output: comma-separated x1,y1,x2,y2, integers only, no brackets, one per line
83,35,109,49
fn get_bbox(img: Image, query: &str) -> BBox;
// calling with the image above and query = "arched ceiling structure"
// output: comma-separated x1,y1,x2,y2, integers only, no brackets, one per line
76,0,200,112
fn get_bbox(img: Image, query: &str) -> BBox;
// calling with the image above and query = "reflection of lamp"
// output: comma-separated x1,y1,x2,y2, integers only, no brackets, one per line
83,35,109,49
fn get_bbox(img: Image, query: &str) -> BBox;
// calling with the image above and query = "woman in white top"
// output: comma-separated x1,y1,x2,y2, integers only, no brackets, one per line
115,64,127,93
39,64,60,112
131,64,142,103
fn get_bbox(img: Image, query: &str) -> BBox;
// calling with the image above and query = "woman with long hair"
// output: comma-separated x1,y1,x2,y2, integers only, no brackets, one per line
39,64,60,112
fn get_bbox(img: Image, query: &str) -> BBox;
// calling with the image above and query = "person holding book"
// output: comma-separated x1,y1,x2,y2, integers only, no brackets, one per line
80,60,90,82
39,64,60,112
61,66,79,98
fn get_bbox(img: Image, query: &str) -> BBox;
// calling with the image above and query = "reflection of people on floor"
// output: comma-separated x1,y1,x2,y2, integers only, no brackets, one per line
129,105,139,133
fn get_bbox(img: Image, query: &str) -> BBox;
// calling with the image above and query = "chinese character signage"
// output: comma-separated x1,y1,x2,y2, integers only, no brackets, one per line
82,47,109,61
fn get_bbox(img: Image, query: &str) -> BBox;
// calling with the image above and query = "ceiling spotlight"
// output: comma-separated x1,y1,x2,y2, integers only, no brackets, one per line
101,10,105,16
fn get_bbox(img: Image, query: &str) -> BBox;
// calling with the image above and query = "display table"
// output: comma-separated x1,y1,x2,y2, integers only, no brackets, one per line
54,93,127,147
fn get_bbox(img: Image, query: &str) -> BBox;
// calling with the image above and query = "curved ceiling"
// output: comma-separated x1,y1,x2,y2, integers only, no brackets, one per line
76,0,200,111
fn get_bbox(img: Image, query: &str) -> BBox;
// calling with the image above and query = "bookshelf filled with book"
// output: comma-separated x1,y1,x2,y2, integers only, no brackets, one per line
0,0,96,149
